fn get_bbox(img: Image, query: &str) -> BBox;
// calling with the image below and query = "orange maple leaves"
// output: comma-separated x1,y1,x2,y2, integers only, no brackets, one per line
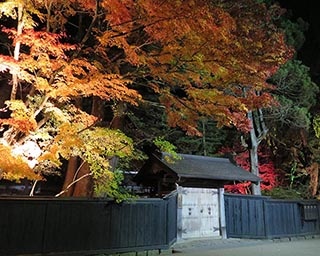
99,0,293,135
0,0,293,182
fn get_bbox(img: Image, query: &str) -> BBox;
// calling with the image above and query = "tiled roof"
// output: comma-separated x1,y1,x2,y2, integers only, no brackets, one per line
159,153,260,184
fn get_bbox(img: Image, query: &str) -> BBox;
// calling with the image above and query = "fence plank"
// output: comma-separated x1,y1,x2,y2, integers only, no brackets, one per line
0,195,177,255
225,194,266,238
225,194,320,239
165,192,178,246
0,200,47,255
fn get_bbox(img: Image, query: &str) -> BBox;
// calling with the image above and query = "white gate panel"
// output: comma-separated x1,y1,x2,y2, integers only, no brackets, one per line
180,187,220,239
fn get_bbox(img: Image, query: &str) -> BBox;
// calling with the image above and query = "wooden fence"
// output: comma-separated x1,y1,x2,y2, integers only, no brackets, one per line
0,192,177,256
225,193,320,239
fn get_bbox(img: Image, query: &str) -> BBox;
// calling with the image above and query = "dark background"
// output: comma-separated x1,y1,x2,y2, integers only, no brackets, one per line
278,0,320,83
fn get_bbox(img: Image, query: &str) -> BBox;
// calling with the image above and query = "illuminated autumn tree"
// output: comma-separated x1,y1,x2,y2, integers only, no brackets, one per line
0,0,139,199
0,0,292,198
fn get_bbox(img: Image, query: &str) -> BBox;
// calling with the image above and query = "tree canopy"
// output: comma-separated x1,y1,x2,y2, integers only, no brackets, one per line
0,0,293,199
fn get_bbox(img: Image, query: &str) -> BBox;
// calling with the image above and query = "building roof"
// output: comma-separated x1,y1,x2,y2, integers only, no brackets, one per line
135,152,260,190
160,153,260,184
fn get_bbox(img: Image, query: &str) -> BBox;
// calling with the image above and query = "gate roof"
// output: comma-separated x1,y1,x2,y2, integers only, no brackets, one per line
135,152,260,190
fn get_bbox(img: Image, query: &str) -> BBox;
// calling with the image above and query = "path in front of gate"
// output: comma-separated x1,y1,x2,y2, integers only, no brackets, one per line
164,236,320,256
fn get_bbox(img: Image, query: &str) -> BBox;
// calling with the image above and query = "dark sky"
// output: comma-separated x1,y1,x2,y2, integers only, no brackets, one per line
277,0,320,82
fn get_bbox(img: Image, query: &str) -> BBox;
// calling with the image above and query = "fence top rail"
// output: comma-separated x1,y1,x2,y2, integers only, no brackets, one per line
267,199,320,204
224,193,320,205
224,193,270,199
163,189,178,199
0,195,166,204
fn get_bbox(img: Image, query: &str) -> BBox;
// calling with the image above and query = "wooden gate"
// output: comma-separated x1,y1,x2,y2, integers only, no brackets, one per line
177,187,220,239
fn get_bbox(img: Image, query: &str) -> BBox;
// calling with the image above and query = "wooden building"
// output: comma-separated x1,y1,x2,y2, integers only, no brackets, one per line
135,152,260,240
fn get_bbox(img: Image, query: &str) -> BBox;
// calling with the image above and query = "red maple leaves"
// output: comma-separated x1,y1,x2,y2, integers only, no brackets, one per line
220,144,278,194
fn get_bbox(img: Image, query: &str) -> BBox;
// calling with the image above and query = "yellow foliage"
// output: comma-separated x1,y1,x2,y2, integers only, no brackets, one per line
39,122,84,165
0,100,37,134
0,144,41,181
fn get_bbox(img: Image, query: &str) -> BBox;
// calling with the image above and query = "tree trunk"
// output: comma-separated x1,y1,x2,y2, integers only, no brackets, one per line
249,142,261,195
70,97,104,197
11,3,24,100
109,102,127,171
248,110,262,195
72,161,93,197
60,96,98,197
59,99,127,197
110,102,127,129
61,156,78,197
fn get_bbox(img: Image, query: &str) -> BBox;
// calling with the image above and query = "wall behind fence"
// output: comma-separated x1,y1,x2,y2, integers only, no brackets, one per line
0,193,177,256
225,194,320,239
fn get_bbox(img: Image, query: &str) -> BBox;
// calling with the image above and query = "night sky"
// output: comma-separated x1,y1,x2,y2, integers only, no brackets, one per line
277,0,320,82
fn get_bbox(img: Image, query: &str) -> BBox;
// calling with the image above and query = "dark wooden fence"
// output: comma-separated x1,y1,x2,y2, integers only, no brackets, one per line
0,192,177,256
225,193,320,239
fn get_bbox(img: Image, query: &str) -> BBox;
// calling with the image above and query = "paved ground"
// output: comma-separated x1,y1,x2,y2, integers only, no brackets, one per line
162,235,320,256
105,235,320,256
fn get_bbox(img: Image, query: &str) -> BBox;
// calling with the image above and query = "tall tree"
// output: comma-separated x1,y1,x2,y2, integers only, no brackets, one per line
232,4,319,198
0,0,139,199
264,3,320,198
268,60,319,198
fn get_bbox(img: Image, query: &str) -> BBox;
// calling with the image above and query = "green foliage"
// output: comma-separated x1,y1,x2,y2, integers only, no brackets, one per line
262,10,320,198
153,137,176,154
78,127,135,198
168,120,227,156
313,116,320,139
270,60,318,109
262,187,304,199
287,161,304,189
38,123,137,200
280,18,308,51
94,169,136,202
272,95,311,129
153,137,180,163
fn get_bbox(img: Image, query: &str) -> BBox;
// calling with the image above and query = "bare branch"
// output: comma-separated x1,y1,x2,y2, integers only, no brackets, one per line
55,172,92,197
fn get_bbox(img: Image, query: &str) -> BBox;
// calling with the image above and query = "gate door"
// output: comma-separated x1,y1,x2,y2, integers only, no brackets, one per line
179,187,220,239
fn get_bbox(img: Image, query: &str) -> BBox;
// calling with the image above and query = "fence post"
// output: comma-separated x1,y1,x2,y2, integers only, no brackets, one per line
176,186,183,241
318,201,320,233
163,190,178,246
218,188,227,239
